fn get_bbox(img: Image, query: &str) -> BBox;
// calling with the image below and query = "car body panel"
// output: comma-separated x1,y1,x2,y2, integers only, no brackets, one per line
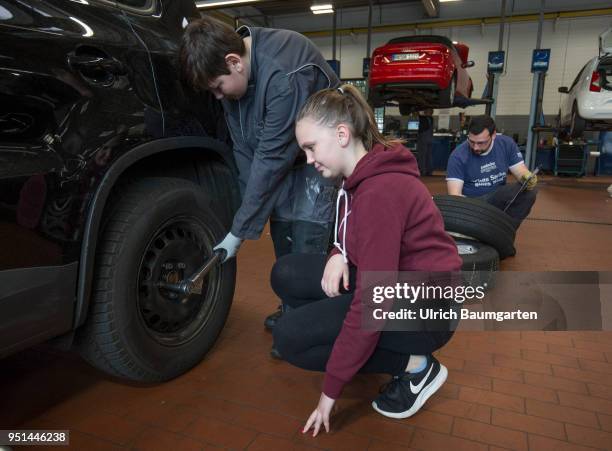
0,0,237,358
368,35,473,107
578,90,612,121
559,56,612,126
0,263,76,358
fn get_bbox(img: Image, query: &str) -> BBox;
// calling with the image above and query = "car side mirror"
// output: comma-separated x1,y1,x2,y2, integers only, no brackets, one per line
462,60,475,68
558,86,569,93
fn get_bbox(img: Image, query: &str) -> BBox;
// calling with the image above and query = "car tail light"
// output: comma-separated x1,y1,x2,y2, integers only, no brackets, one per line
590,71,601,92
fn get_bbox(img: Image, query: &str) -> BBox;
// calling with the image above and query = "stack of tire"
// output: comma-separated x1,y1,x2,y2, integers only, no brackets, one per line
433,195,517,290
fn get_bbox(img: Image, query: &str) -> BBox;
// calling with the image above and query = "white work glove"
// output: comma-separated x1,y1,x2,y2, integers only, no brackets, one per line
214,232,243,263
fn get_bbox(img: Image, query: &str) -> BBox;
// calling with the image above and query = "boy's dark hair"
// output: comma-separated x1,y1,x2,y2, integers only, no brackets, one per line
179,17,246,92
468,115,496,136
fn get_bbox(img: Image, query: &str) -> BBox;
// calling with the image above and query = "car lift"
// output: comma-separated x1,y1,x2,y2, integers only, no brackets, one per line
524,48,555,171
484,50,505,118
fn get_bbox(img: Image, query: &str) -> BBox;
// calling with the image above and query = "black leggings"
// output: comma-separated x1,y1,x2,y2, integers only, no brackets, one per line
271,254,454,376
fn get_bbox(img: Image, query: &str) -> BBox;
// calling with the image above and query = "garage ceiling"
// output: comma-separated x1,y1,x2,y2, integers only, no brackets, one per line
203,0,612,32
245,0,420,17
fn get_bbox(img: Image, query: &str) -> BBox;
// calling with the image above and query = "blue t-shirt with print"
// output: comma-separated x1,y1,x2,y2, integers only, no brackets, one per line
446,134,524,197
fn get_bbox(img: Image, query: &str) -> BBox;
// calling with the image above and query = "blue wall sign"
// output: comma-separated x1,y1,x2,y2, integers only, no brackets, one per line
531,49,551,73
487,51,505,73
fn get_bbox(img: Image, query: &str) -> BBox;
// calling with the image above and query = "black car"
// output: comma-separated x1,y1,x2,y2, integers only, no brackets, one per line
0,0,240,382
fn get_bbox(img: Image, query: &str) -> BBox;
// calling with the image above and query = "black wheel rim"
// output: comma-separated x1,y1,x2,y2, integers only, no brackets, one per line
137,216,220,346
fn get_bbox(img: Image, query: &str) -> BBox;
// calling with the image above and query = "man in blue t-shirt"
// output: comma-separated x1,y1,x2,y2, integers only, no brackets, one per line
446,116,538,228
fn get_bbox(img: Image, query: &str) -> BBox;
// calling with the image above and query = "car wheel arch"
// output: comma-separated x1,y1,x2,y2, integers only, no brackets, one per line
73,136,238,330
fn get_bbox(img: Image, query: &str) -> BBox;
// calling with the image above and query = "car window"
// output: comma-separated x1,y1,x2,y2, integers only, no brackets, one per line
0,0,35,26
569,63,589,91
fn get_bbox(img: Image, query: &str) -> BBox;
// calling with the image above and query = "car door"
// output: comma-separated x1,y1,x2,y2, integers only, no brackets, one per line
560,63,588,125
115,0,228,140
0,0,153,356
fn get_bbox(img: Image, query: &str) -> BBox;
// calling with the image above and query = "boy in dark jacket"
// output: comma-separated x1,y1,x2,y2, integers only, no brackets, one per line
180,18,340,329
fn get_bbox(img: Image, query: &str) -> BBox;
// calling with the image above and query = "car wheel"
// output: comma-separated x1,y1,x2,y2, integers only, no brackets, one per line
440,74,456,108
455,238,499,290
76,177,236,382
569,103,586,138
433,194,516,259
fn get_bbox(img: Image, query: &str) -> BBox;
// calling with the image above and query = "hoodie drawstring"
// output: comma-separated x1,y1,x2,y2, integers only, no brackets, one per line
333,182,350,263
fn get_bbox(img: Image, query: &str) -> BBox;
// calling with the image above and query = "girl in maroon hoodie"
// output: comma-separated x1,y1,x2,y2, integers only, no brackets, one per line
271,84,462,436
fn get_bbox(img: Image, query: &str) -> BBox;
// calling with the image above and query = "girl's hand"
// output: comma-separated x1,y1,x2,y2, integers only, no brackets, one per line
303,393,336,437
321,254,349,298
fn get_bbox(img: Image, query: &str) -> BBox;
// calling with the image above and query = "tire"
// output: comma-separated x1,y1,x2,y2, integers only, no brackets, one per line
433,195,516,259
439,74,456,108
455,238,499,290
76,177,236,382
569,103,586,138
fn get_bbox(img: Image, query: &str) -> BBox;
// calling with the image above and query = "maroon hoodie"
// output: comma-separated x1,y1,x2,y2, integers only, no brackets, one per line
322,142,462,399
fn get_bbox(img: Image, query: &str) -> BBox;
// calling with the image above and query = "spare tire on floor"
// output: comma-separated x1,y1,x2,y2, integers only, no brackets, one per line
455,238,499,290
434,195,516,259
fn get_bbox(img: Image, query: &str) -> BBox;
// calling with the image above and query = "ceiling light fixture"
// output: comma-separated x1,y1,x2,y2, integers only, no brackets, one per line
196,0,261,9
311,4,333,10
311,4,334,14
439,0,462,2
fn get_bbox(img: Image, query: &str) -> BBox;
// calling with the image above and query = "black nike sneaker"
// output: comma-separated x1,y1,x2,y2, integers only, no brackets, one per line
372,355,448,419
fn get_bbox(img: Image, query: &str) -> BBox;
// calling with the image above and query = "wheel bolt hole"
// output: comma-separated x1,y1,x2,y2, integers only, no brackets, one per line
155,238,165,250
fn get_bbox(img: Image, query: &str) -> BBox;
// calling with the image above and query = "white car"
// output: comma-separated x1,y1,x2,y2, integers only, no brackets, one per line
558,28,612,138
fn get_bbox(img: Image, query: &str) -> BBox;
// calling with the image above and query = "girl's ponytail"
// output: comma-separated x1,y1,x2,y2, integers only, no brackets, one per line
297,84,404,149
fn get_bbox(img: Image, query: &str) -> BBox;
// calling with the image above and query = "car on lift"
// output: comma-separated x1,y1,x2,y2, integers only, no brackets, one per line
557,28,612,138
368,35,475,114
0,0,240,382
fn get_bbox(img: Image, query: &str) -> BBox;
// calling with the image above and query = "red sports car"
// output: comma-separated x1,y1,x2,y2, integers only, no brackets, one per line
368,35,475,114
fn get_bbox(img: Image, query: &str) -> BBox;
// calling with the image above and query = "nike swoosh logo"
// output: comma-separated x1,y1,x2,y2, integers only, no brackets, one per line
410,364,434,394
